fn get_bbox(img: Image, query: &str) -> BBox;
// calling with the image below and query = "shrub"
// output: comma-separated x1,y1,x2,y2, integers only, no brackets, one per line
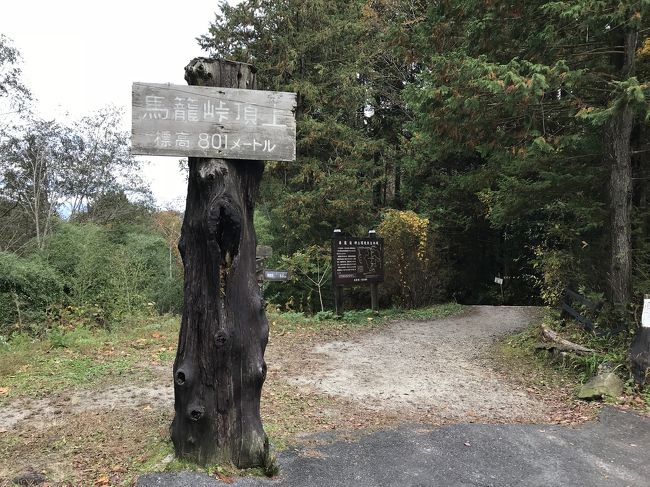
0,252,63,333
378,210,448,308
40,221,182,325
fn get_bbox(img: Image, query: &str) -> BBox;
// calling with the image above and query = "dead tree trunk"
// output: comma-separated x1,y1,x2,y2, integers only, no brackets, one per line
171,58,270,468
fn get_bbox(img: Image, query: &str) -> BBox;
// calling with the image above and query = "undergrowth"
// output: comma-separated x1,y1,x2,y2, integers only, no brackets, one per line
267,302,464,335
498,310,649,408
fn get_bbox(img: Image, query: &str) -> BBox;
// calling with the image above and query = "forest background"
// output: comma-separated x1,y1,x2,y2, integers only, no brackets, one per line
1,0,649,340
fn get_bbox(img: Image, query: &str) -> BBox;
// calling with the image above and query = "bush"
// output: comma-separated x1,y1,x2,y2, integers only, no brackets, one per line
42,222,113,311
531,247,581,307
0,252,63,332
40,221,183,327
378,210,448,308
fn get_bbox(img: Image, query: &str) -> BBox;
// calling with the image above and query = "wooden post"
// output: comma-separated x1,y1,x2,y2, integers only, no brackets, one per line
335,285,344,317
370,282,378,312
368,229,379,312
370,282,379,313
332,229,343,317
171,58,270,468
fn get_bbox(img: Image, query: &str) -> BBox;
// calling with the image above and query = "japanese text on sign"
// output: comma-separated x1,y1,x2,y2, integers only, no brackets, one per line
132,83,297,162
332,237,384,286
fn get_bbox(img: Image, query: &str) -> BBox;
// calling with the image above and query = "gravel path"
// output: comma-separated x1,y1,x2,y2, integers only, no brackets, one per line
0,305,544,432
288,306,546,422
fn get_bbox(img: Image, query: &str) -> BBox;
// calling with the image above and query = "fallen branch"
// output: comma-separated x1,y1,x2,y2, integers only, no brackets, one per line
537,325,595,355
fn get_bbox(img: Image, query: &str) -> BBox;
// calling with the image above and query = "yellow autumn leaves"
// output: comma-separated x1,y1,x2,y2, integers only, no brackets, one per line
378,210,438,307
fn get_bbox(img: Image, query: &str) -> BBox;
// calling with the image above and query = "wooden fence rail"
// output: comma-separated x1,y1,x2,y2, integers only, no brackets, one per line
560,288,603,331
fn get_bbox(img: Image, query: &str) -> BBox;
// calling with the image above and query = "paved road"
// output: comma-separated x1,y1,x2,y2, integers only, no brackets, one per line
138,407,650,487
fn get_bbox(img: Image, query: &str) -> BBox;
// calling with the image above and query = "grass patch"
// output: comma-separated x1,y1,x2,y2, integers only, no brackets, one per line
268,302,464,335
494,311,650,410
0,314,180,401
495,317,581,391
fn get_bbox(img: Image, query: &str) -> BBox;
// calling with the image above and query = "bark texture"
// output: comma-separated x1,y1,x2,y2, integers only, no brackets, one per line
607,104,634,306
606,30,637,307
171,58,270,467
630,327,650,386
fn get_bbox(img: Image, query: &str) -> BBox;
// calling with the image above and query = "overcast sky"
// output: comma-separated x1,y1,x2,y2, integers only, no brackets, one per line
0,0,230,209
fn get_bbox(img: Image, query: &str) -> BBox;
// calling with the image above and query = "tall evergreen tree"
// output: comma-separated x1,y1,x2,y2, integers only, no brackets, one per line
402,1,649,309
199,0,410,254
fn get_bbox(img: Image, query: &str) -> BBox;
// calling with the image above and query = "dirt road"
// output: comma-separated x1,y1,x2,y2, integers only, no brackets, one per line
1,306,545,432
282,306,547,422
3,305,601,485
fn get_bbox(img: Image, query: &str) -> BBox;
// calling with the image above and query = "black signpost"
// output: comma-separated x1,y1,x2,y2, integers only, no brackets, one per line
331,229,384,316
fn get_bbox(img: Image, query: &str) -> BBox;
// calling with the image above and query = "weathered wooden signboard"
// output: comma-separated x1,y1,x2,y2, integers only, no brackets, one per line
132,82,296,161
263,270,290,281
332,236,384,285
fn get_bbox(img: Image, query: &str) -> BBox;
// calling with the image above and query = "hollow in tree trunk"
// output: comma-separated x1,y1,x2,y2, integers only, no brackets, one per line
171,58,270,468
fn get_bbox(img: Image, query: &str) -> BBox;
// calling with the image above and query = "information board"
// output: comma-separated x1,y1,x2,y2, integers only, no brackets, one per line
332,237,384,285
132,82,296,161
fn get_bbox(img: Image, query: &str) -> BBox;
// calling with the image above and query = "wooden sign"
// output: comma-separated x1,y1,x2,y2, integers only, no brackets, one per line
256,245,273,259
332,236,384,285
131,82,296,161
263,270,290,282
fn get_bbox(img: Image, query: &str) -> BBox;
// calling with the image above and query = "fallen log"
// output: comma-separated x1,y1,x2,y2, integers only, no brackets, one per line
538,325,595,355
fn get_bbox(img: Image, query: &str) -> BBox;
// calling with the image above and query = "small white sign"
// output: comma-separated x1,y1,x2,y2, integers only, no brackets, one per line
642,298,650,328
494,277,504,285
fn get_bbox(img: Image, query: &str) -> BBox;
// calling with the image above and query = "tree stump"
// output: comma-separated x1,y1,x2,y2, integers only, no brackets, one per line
630,328,650,385
171,58,270,468
630,294,650,386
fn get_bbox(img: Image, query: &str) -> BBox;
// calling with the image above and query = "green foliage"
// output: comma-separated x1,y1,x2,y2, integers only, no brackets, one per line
200,0,407,259
0,219,183,335
378,210,448,307
254,210,273,246
0,251,63,332
551,315,632,383
267,302,464,334
277,245,331,313
398,0,648,313
531,248,579,306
